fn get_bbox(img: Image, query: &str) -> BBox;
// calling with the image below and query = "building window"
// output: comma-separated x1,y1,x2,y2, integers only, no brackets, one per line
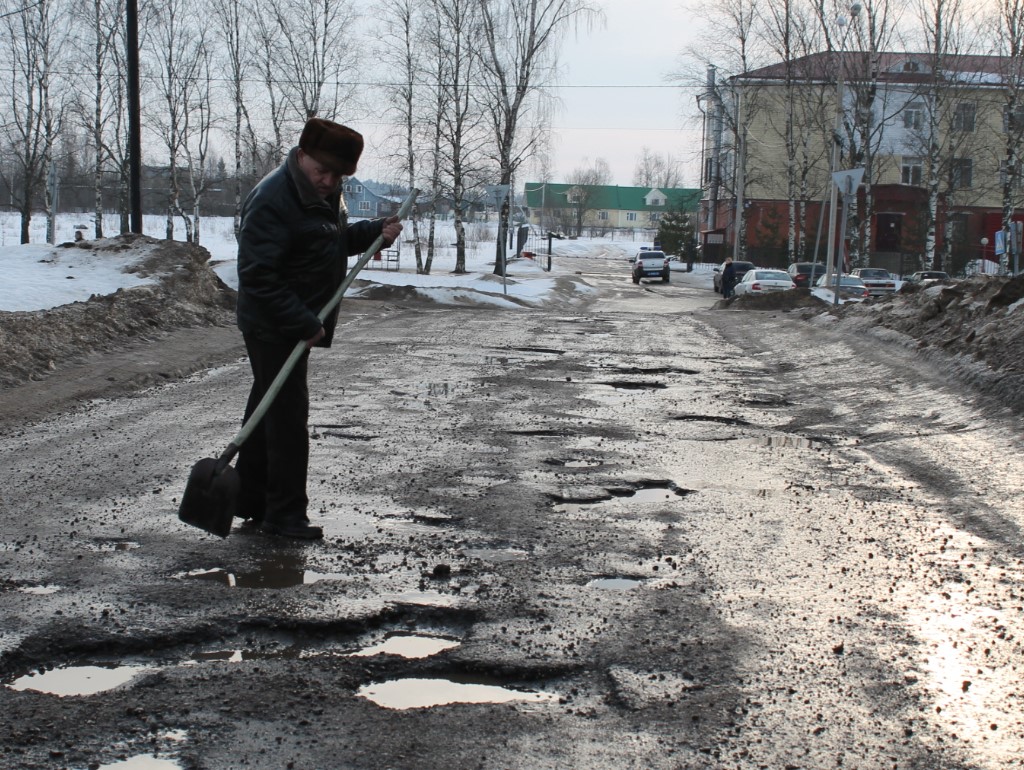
649,212,661,222
626,212,637,222
904,102,925,130
903,60,921,72
704,157,714,184
952,102,976,132
950,158,973,189
999,160,1024,189
598,210,608,221
358,201,372,212
901,156,924,186
650,197,664,206
1003,105,1024,133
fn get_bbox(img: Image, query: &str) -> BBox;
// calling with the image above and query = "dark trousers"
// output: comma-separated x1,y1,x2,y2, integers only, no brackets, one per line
236,335,311,524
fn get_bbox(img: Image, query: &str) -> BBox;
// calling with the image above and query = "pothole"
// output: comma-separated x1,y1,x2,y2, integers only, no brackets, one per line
588,364,699,376
7,663,155,697
92,756,183,769
549,481,693,513
349,633,460,659
543,458,603,468
85,539,141,552
742,393,794,407
463,546,530,562
596,380,667,390
177,566,346,589
587,577,644,590
742,435,822,450
356,674,559,710
506,429,570,438
671,414,751,426
17,584,62,595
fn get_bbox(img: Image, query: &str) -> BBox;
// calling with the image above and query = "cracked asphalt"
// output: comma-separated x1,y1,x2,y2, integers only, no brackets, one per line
1,255,1022,770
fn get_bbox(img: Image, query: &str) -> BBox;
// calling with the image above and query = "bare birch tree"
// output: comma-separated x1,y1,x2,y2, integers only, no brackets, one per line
478,0,598,274
0,0,70,244
426,0,489,274
994,0,1024,272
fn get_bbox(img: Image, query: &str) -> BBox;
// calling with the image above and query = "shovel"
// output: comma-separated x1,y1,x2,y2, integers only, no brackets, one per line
178,188,419,537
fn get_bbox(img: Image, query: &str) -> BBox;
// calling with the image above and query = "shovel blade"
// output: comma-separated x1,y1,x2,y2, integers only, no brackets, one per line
178,457,239,538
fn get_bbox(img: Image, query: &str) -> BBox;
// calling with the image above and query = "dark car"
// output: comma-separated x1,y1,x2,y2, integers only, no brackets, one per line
713,260,755,293
787,262,826,289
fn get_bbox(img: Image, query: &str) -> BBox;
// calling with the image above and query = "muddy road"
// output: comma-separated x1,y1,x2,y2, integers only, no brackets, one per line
2,256,1023,769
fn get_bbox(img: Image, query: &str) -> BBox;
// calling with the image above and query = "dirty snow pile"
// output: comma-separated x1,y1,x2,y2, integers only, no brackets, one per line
813,275,1024,409
0,231,593,390
0,236,236,389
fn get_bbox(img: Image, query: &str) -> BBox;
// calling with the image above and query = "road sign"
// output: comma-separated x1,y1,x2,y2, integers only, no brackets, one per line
831,168,865,195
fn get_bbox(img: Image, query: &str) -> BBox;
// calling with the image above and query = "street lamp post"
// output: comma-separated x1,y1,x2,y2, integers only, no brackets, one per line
824,3,862,290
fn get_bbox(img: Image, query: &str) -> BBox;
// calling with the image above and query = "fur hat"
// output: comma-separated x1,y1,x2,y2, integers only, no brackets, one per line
299,118,363,174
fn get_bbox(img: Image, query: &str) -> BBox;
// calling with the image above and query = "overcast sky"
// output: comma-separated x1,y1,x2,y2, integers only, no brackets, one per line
545,0,702,188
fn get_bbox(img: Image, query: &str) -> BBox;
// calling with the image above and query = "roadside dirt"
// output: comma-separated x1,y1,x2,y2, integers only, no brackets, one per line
721,276,1024,414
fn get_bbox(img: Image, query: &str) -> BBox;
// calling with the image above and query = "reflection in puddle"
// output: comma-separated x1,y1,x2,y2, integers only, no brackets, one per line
357,676,558,710
588,578,643,590
179,551,345,588
8,664,154,697
350,634,460,659
743,435,820,450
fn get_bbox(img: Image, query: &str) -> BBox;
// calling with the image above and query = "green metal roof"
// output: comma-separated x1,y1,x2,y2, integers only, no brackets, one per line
523,183,701,211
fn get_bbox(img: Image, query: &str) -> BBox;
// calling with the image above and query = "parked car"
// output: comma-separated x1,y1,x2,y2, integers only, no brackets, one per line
849,267,897,296
815,273,870,300
733,269,796,296
787,262,826,289
904,270,950,285
712,260,755,292
631,250,670,284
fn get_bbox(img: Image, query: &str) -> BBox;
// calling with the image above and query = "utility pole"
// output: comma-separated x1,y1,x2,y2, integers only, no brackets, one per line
126,0,143,234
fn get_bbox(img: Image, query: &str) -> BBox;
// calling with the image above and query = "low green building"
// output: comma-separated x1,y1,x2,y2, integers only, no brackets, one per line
523,182,701,236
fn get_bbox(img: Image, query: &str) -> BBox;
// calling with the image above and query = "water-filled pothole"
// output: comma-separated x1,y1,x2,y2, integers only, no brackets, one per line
596,380,667,390
743,435,822,450
179,566,346,589
550,481,692,513
544,458,603,468
588,364,699,376
463,546,530,562
357,675,558,710
588,577,644,590
350,634,460,659
93,754,183,769
671,414,751,426
7,664,155,697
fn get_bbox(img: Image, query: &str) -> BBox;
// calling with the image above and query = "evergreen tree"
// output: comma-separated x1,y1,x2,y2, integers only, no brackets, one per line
657,204,697,268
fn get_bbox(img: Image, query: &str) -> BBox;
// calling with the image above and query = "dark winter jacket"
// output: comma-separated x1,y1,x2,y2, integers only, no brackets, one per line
721,262,736,289
236,148,382,347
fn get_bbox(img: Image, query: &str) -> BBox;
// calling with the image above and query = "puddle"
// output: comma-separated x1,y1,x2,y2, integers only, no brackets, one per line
597,380,667,390
350,634,460,659
179,565,346,589
463,547,530,562
91,756,183,769
382,590,461,608
551,482,690,514
86,540,141,552
743,435,821,450
672,414,751,426
8,664,154,696
17,585,61,595
588,577,644,590
357,676,558,710
506,429,569,438
588,364,699,376
544,458,603,468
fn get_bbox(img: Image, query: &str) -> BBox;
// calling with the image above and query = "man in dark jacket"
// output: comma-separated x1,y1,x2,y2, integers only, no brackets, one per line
721,257,736,298
235,117,402,539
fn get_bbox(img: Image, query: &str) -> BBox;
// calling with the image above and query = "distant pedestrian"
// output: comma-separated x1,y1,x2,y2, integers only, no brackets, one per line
721,257,737,298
